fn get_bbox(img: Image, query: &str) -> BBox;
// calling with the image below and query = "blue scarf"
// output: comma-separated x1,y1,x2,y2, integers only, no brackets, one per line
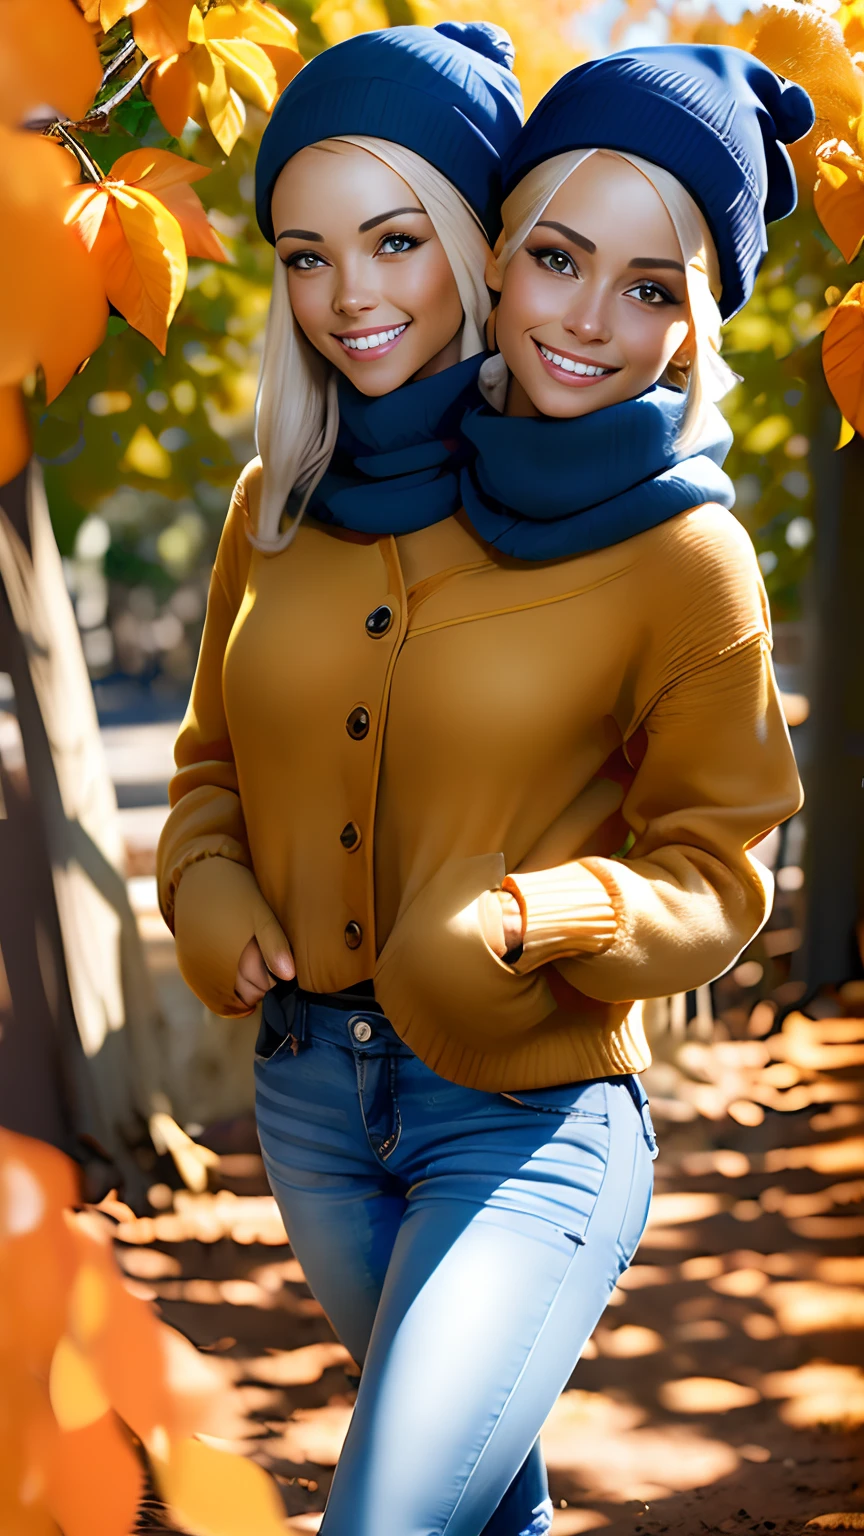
308,355,482,535
458,383,735,560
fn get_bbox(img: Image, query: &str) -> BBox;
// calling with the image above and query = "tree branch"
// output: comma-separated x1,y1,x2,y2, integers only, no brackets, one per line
52,123,104,183
83,55,157,122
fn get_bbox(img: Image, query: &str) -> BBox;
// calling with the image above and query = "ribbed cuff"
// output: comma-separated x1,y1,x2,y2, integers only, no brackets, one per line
504,862,618,973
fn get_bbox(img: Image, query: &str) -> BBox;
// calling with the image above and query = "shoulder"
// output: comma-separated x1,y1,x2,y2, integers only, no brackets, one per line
228,456,263,531
637,504,771,681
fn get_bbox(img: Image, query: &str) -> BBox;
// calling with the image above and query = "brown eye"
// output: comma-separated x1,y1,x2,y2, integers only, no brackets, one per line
627,281,677,306
531,247,577,277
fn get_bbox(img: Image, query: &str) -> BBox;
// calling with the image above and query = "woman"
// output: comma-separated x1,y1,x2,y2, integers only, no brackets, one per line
157,38,810,1536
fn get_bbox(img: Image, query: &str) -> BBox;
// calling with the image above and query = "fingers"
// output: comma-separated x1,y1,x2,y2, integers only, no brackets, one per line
256,909,296,982
234,937,272,1007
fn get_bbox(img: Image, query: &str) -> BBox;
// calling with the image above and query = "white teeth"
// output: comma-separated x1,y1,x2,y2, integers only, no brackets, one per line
538,342,611,377
340,324,407,351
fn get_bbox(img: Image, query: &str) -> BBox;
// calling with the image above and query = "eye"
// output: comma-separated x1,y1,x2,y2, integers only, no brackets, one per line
284,250,328,271
377,232,422,256
529,246,578,278
626,280,678,306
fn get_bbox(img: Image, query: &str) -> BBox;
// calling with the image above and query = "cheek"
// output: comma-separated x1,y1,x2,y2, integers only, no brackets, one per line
497,265,558,356
404,248,462,325
623,308,688,371
286,273,330,337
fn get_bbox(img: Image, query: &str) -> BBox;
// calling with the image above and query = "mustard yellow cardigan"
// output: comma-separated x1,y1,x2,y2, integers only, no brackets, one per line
157,458,802,1090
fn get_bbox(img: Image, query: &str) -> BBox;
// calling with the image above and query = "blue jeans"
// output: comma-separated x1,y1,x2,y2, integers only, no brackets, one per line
254,987,657,1536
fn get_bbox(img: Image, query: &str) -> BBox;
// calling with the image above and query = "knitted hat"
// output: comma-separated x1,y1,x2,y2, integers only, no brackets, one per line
501,45,814,319
255,22,523,245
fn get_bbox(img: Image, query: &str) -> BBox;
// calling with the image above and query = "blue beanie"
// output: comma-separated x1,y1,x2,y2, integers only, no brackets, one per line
502,45,814,319
255,22,523,245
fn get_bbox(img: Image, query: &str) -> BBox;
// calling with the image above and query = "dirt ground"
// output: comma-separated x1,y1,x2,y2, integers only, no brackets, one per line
110,987,864,1536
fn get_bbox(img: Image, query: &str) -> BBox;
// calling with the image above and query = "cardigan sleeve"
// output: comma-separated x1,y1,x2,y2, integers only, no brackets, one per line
510,632,802,1000
156,465,274,1016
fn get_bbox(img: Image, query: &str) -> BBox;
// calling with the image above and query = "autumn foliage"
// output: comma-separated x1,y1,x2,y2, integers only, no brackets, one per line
0,0,301,482
0,1127,293,1536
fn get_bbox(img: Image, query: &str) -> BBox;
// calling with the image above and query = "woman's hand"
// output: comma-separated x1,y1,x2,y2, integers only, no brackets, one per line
477,887,526,959
234,935,295,1009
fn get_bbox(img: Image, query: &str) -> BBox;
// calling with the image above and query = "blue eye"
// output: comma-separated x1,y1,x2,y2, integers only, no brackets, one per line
378,233,421,256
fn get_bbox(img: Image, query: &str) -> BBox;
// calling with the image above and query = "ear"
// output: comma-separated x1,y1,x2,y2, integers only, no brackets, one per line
485,251,503,293
670,322,696,373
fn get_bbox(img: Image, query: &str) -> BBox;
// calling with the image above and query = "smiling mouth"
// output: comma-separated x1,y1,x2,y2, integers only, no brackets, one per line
335,323,409,358
534,339,619,384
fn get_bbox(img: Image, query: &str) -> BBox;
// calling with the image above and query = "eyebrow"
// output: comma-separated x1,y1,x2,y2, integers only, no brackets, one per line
358,206,426,233
628,256,686,273
276,228,323,242
536,220,596,254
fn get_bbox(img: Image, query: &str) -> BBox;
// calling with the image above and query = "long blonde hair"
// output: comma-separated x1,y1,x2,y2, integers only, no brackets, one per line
493,148,738,451
252,136,494,553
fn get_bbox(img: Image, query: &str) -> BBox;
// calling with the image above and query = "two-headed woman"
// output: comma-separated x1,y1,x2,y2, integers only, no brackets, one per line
157,30,811,1536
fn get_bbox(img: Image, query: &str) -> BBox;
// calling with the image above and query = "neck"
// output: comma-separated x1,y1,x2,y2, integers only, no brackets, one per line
504,373,540,418
412,324,464,383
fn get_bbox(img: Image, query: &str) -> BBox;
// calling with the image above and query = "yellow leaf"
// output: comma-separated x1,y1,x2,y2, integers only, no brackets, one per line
815,142,864,259
154,1437,288,1536
196,56,247,156
121,424,172,477
837,413,856,447
48,1336,110,1431
100,0,145,29
312,0,388,45
0,0,102,128
208,0,298,49
209,38,278,111
823,280,864,432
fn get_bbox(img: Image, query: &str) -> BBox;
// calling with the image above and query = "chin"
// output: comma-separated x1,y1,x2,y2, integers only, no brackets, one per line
330,352,421,397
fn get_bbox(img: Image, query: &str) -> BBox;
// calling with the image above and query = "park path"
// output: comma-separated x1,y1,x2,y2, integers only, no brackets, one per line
110,996,864,1536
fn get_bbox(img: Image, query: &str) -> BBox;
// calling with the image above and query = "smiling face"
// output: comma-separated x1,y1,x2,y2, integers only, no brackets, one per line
271,141,465,395
493,153,693,419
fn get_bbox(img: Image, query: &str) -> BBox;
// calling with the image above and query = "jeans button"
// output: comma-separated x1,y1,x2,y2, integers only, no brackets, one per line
351,1018,372,1043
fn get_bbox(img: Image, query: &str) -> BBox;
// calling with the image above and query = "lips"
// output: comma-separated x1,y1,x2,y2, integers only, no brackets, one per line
533,338,620,386
334,322,409,359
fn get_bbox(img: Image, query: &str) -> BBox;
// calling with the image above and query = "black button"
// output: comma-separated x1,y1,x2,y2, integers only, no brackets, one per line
365,604,393,637
344,921,363,949
346,706,370,740
340,821,360,850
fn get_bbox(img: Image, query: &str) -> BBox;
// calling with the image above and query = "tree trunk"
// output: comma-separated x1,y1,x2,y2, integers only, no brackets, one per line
0,462,172,1201
801,371,864,989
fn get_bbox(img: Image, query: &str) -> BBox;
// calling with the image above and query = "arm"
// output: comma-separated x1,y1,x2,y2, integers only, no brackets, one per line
156,466,292,1016
509,633,802,1000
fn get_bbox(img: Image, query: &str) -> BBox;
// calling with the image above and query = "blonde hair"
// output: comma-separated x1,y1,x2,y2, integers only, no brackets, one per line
252,136,494,553
495,148,738,452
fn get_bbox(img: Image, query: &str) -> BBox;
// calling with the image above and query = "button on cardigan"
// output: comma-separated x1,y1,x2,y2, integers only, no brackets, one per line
156,458,802,1092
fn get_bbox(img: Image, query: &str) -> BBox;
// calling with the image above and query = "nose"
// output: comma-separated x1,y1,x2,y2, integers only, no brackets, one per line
331,258,378,320
562,282,612,346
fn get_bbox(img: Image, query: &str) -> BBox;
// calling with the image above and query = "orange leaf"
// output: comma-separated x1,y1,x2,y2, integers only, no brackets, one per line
0,130,107,398
0,0,102,127
259,42,304,95
99,0,142,30
146,51,199,137
104,147,228,262
132,0,195,60
0,384,31,483
86,187,187,351
823,281,864,432
45,1413,142,1536
815,142,864,260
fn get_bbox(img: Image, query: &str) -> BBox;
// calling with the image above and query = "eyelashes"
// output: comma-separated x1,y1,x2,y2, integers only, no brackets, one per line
282,232,426,270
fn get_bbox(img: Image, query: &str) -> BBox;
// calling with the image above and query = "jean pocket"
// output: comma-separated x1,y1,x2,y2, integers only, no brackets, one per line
254,990,298,1065
499,1078,609,1121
